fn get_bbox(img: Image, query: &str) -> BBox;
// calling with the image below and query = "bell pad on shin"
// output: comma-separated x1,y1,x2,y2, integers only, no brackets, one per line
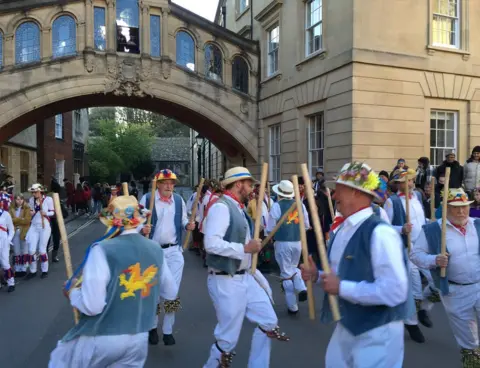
258,325,290,342
461,348,480,368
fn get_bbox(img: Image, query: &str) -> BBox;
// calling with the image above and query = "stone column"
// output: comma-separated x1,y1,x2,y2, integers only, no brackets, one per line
140,2,150,56
160,7,170,58
106,0,116,53
42,27,52,61
85,0,94,49
4,33,14,66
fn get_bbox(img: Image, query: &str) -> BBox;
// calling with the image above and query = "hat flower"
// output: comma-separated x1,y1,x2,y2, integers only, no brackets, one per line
339,162,380,191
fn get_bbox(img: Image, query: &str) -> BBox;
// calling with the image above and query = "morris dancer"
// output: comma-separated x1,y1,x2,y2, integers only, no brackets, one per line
267,179,310,314
0,184,12,211
203,167,289,368
26,184,54,279
0,199,14,292
301,162,409,368
411,188,480,367
139,169,195,346
384,169,431,343
9,194,31,278
49,194,178,367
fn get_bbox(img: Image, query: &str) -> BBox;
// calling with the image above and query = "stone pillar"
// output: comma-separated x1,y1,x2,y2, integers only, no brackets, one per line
160,7,169,58
42,27,52,60
85,0,94,49
141,2,150,56
106,0,116,53
4,34,14,66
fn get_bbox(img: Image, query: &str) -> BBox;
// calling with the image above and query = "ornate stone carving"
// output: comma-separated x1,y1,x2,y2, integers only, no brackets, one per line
240,102,249,116
84,50,96,73
161,57,172,79
104,57,153,97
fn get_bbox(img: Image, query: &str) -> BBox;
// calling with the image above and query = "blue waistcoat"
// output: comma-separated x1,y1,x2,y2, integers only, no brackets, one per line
321,215,409,336
371,203,381,217
423,219,480,296
389,191,423,247
145,192,183,243
274,199,301,242
205,197,253,275
62,234,164,342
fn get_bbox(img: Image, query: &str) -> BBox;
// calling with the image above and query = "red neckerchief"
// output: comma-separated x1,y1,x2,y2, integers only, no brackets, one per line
330,206,371,232
452,223,467,236
224,191,245,209
398,192,413,199
158,190,173,204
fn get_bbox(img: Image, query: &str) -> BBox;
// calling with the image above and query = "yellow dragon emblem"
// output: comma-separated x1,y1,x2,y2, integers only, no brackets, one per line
286,209,300,225
118,263,158,300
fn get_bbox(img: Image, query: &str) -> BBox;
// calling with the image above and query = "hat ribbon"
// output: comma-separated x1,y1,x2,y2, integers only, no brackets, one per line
226,172,252,179
277,187,293,196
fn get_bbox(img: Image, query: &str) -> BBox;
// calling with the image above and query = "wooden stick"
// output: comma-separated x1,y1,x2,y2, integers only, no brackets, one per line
404,176,411,253
440,167,451,278
430,177,436,222
146,179,157,227
40,195,45,229
266,183,271,211
183,178,205,249
260,201,297,248
251,163,268,273
300,164,341,322
122,182,129,196
326,187,335,220
292,175,315,320
53,193,79,324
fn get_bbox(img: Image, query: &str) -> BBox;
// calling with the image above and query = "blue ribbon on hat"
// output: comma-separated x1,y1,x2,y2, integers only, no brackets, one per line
226,172,252,179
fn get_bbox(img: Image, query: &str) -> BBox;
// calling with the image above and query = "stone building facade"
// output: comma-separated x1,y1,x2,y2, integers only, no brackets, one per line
216,0,479,178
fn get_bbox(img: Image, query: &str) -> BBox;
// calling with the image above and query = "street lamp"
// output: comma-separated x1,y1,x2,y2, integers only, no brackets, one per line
195,134,204,183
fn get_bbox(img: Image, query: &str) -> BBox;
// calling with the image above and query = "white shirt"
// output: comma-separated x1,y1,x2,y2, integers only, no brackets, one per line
0,210,14,244
186,192,201,222
410,218,480,285
328,207,408,307
266,200,310,234
139,191,188,245
198,190,212,224
28,196,55,226
384,193,426,243
203,195,251,271
69,229,178,316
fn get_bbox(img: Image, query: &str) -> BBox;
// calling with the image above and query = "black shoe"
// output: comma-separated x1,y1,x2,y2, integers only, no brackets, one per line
298,290,308,302
52,250,59,263
418,310,433,328
163,334,176,346
148,329,159,345
7,285,15,293
16,271,26,278
287,309,298,315
405,324,426,343
25,272,37,280
41,272,48,279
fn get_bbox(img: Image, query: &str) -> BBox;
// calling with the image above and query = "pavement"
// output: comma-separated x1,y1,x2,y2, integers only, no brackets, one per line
0,220,463,368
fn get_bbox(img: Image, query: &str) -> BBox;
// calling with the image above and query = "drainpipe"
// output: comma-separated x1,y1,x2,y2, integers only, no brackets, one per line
222,5,226,28
250,0,254,40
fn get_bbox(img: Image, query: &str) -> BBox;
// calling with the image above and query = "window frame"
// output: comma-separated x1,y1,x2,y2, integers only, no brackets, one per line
305,0,323,56
15,21,41,65
175,30,196,72
232,55,249,94
269,124,281,182
94,7,107,51
237,0,250,15
52,15,77,59
307,113,324,177
55,114,64,140
204,43,223,82
431,0,460,49
150,14,161,57
429,109,458,167
267,24,280,77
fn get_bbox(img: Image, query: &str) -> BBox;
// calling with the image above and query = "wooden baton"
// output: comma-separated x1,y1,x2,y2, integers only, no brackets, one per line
440,167,451,278
404,176,412,253
260,201,297,248
251,162,268,273
430,177,436,222
183,178,205,250
122,182,129,196
326,187,335,220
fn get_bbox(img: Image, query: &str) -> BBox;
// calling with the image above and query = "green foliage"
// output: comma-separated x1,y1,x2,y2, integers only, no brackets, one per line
88,107,116,135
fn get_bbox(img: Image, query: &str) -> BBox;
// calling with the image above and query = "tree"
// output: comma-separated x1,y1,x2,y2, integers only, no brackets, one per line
88,107,116,135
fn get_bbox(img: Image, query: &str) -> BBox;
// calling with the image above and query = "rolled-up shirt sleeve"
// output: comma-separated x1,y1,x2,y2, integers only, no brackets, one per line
204,203,246,259
266,203,280,234
339,224,408,307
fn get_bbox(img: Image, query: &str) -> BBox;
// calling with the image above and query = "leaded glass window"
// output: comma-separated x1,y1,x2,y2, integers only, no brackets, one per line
176,31,195,71
117,0,139,28
94,7,106,51
150,15,161,57
116,0,140,53
204,44,222,82
15,22,41,64
52,15,76,58
0,32,3,69
232,56,248,94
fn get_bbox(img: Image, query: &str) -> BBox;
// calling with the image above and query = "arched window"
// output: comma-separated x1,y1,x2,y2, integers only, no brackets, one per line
204,44,223,82
0,32,3,69
15,22,41,64
176,31,195,71
232,56,249,94
52,15,76,58
116,0,140,54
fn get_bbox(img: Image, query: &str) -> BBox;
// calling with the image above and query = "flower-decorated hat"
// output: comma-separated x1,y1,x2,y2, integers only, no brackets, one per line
29,183,45,192
331,161,381,199
390,168,417,183
444,188,474,207
373,177,388,203
155,169,179,183
100,195,148,230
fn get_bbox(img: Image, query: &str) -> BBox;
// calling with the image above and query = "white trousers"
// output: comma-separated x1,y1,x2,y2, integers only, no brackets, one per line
26,223,51,273
0,235,14,286
48,333,148,368
153,245,184,335
204,272,278,368
404,260,422,325
274,241,306,312
12,229,28,272
326,321,404,368
441,282,480,349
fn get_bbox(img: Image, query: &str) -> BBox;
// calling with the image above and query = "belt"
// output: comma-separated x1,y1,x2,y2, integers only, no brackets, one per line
448,280,478,286
160,243,178,249
209,270,247,276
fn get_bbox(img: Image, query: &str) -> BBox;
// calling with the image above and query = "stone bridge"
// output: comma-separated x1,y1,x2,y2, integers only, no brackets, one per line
0,0,259,165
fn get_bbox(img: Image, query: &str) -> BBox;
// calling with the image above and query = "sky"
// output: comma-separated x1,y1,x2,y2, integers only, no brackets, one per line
172,0,219,21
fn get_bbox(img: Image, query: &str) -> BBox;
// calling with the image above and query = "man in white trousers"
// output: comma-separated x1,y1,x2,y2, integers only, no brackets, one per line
203,167,289,368
48,194,178,368
267,179,310,314
0,200,15,292
301,161,409,368
139,169,195,346
411,187,480,368
26,184,54,279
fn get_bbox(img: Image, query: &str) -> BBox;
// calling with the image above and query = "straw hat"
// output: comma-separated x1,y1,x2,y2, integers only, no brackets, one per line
445,188,474,207
100,195,147,230
330,161,381,200
221,167,255,187
272,180,295,199
28,183,45,192
390,168,416,183
155,169,179,183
